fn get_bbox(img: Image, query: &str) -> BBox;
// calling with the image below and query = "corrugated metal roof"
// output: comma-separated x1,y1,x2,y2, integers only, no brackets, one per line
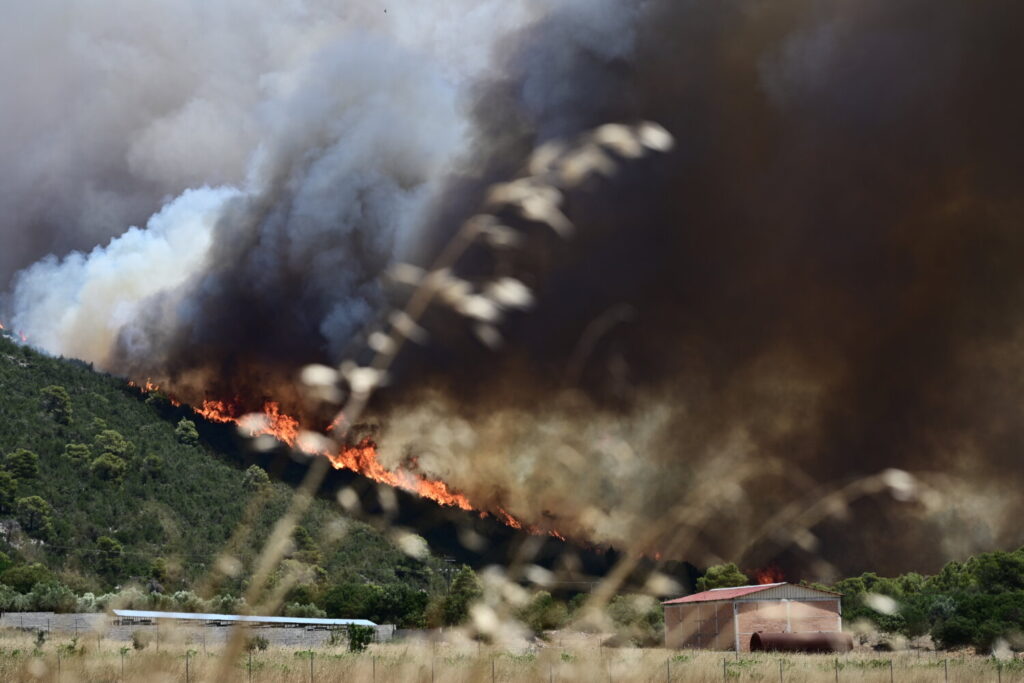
661,582,840,605
111,609,376,627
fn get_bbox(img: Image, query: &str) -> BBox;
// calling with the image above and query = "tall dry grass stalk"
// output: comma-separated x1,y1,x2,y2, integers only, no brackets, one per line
0,629,1015,683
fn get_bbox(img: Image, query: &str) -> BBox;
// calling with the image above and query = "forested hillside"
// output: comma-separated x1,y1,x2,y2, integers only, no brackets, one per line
0,331,452,625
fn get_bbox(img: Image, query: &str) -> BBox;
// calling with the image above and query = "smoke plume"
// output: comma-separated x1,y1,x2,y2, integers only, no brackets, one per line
4,0,1024,576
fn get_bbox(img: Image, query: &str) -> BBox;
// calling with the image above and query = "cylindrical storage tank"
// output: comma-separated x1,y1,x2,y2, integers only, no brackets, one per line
750,632,854,653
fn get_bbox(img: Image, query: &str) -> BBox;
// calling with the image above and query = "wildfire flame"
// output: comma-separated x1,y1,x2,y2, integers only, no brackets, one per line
752,565,785,584
5,318,548,534
127,379,181,406
0,320,28,343
124,381,566,538
195,398,481,513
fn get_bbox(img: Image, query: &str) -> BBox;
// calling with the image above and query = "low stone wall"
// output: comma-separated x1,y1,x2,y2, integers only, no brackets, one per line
0,612,394,647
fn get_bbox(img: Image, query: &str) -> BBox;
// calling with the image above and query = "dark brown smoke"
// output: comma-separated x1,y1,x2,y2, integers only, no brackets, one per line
373,0,1024,576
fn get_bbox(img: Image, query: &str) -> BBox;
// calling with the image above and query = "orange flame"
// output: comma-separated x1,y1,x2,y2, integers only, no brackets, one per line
128,379,181,406
327,442,475,511
131,383,567,540
192,399,476,511
752,565,785,584
0,321,28,343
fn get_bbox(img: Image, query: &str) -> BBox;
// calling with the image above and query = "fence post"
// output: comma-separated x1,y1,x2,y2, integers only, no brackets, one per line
186,651,190,683
373,655,376,683
492,657,496,683
889,658,893,683
666,657,670,683
779,659,783,683
723,658,727,682
121,650,125,682
998,661,1002,683
944,658,948,683
835,657,839,683
56,652,60,683
309,650,314,683
248,650,252,683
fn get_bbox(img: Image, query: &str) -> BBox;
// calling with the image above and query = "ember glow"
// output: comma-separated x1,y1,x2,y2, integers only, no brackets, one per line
753,565,786,585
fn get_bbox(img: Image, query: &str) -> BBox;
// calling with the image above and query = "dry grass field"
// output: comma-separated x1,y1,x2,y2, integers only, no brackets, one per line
0,629,1019,683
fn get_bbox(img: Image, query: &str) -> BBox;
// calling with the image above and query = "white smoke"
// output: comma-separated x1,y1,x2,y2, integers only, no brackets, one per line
0,1,555,290
4,0,597,366
10,187,239,363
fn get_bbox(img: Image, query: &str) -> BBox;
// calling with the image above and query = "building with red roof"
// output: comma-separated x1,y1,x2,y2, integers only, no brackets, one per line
662,582,843,651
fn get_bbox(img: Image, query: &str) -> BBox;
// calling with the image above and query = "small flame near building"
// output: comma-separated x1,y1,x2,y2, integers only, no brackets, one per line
752,565,785,585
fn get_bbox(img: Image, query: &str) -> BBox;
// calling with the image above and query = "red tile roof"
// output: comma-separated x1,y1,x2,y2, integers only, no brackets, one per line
661,582,787,605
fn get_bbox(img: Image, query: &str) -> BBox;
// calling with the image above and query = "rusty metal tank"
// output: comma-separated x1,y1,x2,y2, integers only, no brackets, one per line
750,631,854,653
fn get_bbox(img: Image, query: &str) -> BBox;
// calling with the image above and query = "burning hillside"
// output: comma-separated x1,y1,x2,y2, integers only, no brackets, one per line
4,0,1024,577
128,379,565,537
194,398,476,512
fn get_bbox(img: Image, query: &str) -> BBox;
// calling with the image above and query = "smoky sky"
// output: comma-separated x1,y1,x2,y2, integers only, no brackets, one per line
381,0,1024,575
5,0,1024,575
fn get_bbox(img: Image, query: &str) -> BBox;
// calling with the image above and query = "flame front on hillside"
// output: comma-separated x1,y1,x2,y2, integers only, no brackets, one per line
124,380,572,541
194,398,474,509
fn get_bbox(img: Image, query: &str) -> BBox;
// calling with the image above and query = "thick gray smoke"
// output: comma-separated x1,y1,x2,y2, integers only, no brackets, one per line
5,0,1024,578
3,0,636,396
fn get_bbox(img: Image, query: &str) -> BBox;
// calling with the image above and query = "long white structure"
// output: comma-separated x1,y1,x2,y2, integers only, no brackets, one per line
112,609,376,627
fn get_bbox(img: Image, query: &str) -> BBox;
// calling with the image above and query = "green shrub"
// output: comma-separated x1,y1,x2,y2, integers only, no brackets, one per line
15,496,55,540
0,583,19,611
0,471,16,512
175,419,199,446
284,602,327,618
90,453,127,482
5,449,39,479
95,536,125,577
696,563,749,591
94,430,131,459
347,624,375,652
242,465,270,492
63,443,92,462
57,636,83,657
141,454,164,479
443,566,482,626
607,594,664,646
519,591,569,633
39,385,72,425
30,581,78,612
245,634,269,652
0,563,53,593
131,630,151,650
